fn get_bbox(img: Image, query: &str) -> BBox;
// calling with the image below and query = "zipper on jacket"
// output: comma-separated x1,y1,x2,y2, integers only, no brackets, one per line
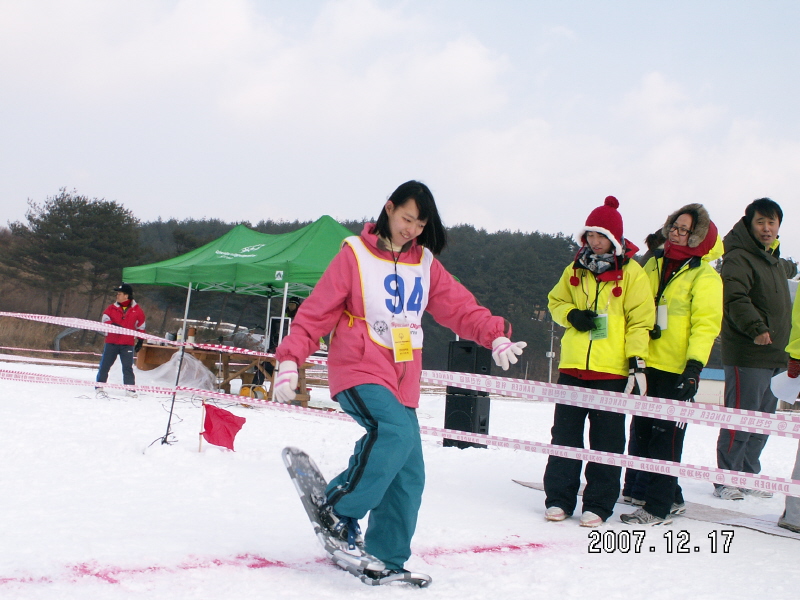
584,277,601,371
398,361,407,390
654,258,694,324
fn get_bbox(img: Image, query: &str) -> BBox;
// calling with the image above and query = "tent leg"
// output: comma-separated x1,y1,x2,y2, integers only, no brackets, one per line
212,292,232,335
162,283,193,445
263,297,273,353
277,283,289,348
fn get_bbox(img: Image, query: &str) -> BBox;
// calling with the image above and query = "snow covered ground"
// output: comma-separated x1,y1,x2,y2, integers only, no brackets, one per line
1,358,799,600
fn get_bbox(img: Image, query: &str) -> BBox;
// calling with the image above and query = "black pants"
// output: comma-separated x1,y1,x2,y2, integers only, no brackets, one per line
630,368,686,518
543,374,627,521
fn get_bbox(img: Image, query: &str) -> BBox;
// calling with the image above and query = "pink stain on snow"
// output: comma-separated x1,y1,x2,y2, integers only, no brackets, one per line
419,538,549,560
1,554,293,587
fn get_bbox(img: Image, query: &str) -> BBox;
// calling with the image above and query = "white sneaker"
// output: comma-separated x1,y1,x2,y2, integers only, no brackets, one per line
125,390,138,398
740,488,773,498
580,511,603,527
545,507,567,521
713,486,744,501
670,502,687,515
95,388,110,399
620,508,673,526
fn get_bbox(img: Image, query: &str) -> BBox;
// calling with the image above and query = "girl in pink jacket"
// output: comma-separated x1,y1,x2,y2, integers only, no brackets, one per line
274,180,526,582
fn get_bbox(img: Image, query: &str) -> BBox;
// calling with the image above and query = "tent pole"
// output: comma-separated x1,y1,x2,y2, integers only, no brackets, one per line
263,297,273,353
277,283,289,347
179,284,192,341
162,283,193,445
199,402,206,452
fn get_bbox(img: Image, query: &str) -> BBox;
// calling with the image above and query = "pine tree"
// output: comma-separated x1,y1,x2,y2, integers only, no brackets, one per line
0,189,139,315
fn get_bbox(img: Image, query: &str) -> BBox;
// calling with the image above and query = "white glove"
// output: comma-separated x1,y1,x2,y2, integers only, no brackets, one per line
491,337,527,371
273,360,298,403
624,356,647,395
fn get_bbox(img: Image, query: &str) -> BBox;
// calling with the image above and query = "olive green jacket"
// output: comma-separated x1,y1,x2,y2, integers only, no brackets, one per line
720,217,797,368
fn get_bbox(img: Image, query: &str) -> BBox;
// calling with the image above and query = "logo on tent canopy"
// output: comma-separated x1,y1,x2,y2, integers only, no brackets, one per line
275,271,284,280
215,243,266,260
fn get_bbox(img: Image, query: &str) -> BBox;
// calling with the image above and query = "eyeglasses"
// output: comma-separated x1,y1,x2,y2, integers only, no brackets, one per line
669,225,693,236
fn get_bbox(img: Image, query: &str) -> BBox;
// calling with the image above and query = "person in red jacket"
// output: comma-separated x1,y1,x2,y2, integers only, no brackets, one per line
273,180,526,584
95,284,146,399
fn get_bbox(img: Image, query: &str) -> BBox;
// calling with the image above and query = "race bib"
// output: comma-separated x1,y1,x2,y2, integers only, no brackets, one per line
391,324,414,362
345,237,432,350
590,313,609,340
657,304,668,330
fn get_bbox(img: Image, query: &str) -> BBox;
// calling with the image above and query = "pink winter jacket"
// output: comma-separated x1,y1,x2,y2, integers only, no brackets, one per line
275,224,510,408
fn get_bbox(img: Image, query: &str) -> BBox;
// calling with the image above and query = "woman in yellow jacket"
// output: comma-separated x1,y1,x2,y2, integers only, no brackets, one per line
620,203,723,525
778,293,800,533
544,196,654,527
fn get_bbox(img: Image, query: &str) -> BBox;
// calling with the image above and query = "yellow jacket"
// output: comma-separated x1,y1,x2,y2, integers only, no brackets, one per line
787,292,800,360
549,260,654,377
643,240,723,374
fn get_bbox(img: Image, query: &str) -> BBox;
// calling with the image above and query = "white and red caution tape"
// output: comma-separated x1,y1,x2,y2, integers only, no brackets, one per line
0,311,330,364
4,310,800,496
2,310,797,435
1,366,799,497
0,345,101,356
420,370,800,440
0,312,163,343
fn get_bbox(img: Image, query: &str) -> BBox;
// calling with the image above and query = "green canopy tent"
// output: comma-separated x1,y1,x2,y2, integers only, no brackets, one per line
122,215,354,345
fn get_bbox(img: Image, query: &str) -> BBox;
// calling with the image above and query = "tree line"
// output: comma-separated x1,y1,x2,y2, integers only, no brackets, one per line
0,189,617,380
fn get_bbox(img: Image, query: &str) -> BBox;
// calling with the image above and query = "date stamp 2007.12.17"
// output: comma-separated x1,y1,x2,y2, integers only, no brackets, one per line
588,530,734,554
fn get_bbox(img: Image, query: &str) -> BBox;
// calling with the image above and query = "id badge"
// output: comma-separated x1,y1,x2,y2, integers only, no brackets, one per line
590,313,609,340
657,304,668,330
391,318,413,363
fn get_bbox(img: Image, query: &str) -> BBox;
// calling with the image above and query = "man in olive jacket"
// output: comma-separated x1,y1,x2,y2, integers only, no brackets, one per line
714,198,797,500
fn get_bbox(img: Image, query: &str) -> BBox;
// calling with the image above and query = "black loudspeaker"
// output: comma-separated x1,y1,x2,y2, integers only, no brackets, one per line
443,394,491,449
445,340,492,396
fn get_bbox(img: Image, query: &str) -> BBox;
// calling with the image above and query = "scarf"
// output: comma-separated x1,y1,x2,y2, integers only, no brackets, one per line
576,245,617,275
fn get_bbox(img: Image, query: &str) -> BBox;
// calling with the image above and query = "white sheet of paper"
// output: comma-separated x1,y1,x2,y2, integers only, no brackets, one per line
771,371,800,402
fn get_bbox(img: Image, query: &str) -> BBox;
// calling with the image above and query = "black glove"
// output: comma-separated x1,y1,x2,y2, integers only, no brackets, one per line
567,309,598,332
625,356,647,395
674,359,703,402
134,338,144,353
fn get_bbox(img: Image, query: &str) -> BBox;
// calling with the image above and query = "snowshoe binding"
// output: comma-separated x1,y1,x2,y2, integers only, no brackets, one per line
282,446,384,572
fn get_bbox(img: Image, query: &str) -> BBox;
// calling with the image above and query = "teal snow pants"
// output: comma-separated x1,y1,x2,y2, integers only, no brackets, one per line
325,384,425,570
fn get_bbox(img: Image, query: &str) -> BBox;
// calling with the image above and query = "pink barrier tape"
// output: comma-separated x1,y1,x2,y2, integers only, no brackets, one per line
0,345,101,356
0,311,331,365
416,425,800,498
0,353,98,367
0,312,161,342
3,311,795,437
421,370,800,440
3,367,799,498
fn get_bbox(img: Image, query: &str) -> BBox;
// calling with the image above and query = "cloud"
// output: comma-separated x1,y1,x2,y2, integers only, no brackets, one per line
429,71,800,259
219,5,509,136
1,3,798,259
619,71,724,134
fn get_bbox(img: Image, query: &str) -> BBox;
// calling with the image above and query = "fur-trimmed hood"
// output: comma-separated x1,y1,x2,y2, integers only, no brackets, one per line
661,203,711,248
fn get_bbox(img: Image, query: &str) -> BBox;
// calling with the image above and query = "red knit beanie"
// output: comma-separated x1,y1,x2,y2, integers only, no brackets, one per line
577,195,624,256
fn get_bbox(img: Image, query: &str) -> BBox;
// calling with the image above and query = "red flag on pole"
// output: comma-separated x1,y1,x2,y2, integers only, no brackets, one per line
202,404,246,451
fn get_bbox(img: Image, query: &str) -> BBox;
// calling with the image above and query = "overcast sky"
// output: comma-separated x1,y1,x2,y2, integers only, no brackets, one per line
2,0,799,259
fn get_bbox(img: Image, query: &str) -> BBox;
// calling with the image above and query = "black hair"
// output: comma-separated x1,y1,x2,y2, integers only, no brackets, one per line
372,180,448,255
672,208,699,232
644,230,666,253
745,197,783,226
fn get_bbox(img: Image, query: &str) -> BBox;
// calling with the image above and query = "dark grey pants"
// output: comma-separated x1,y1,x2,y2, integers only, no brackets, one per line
715,366,779,486
96,343,136,386
781,443,800,528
